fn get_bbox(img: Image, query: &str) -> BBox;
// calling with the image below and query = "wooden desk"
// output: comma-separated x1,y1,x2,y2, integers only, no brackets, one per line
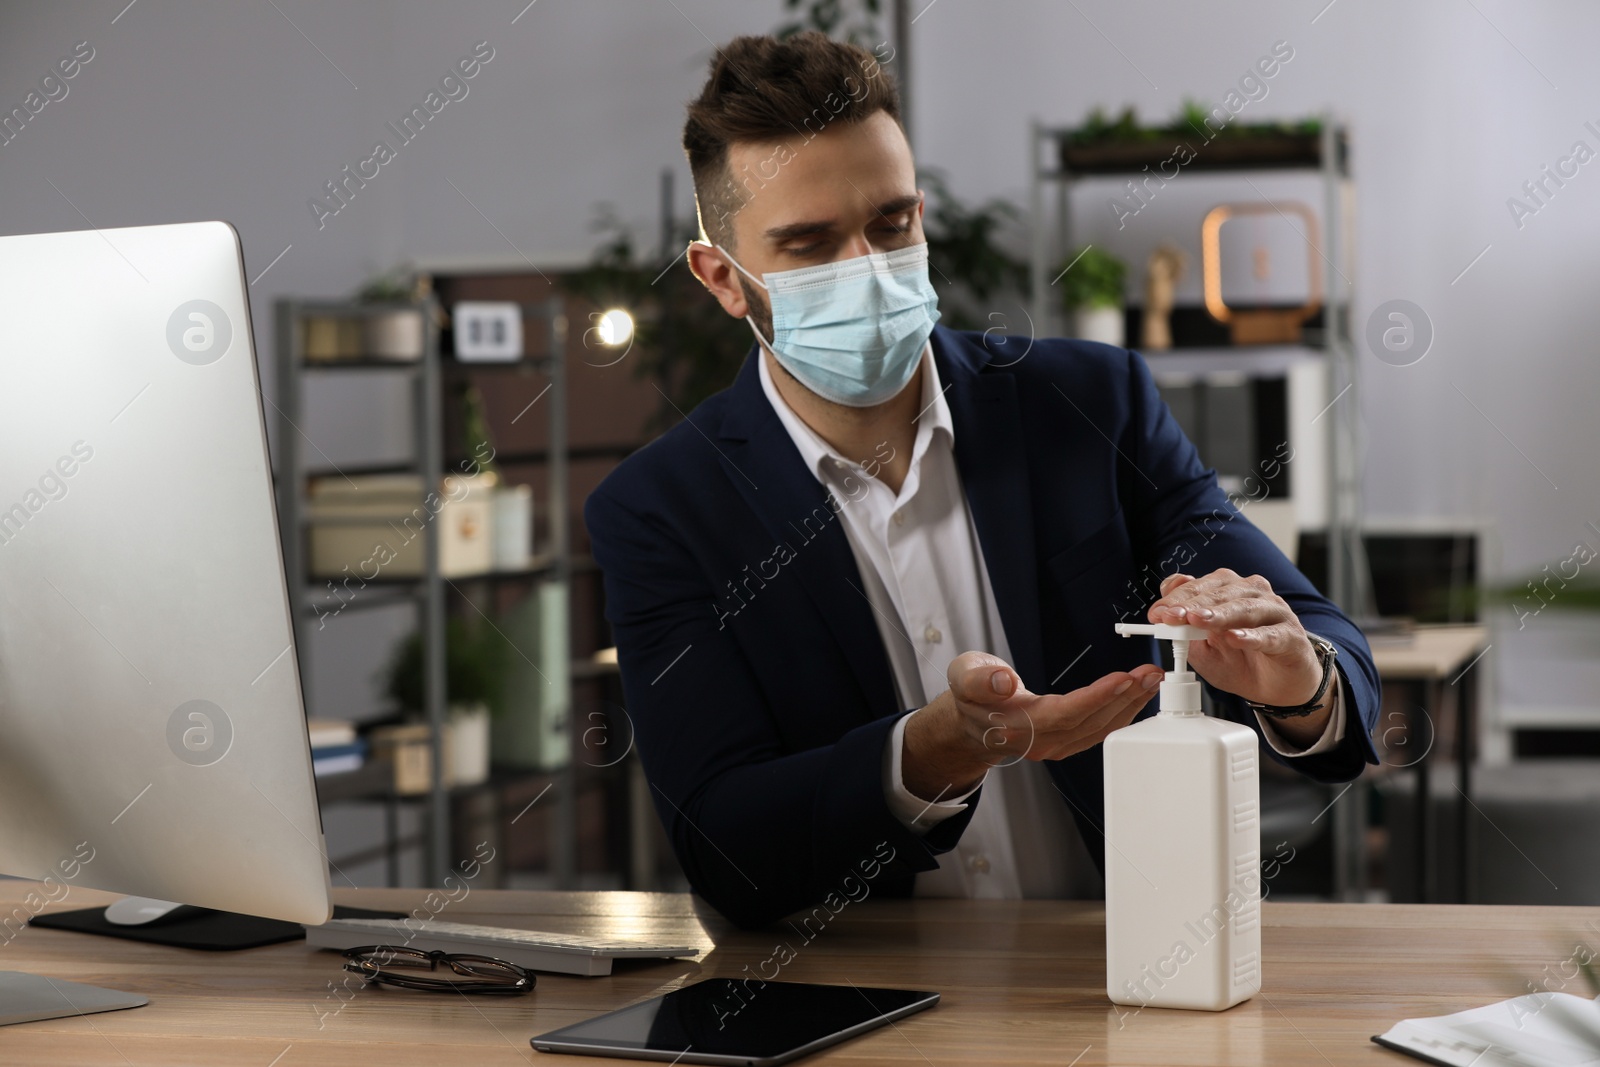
1370,624,1491,903
3,883,1594,1065
1368,625,1489,682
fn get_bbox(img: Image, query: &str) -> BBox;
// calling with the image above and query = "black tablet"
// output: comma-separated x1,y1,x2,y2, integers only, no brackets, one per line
531,978,939,1066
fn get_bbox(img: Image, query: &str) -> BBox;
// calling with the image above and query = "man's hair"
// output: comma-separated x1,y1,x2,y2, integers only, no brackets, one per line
683,32,901,248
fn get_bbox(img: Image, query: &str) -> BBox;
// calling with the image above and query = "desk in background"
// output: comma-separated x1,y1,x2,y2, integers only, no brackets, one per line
1,882,1590,1065
1368,624,1490,903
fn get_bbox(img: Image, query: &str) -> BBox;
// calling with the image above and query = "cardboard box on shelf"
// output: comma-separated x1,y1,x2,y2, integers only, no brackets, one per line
370,723,453,795
368,717,488,794
300,315,369,361
306,473,495,579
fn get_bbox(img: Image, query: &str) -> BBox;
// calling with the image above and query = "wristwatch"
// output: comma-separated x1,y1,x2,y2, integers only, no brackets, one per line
1245,632,1338,719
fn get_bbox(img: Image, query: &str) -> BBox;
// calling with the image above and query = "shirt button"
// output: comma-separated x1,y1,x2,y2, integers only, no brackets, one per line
924,625,942,643
892,510,906,526
968,854,991,874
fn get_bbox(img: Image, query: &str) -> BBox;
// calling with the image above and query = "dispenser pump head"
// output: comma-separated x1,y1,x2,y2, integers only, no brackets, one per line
1113,622,1210,715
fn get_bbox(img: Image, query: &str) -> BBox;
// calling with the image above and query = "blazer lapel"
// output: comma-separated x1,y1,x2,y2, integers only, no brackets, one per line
717,347,901,719
934,329,1047,689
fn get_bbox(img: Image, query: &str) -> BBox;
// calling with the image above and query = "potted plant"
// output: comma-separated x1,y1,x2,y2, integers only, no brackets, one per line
1061,101,1330,173
356,265,426,361
918,168,1029,331
381,617,505,786
776,0,882,45
1059,245,1127,346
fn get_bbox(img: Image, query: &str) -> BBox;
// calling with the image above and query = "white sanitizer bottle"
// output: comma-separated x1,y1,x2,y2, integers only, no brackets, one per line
1103,622,1262,1012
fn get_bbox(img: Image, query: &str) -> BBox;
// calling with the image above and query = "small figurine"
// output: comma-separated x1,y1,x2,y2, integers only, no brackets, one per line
1141,243,1188,351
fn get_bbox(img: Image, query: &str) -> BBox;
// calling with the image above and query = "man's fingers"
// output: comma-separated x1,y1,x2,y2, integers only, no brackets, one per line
1161,568,1232,599
1034,682,1155,760
1065,695,1148,752
1029,665,1161,727
1150,567,1251,622
956,660,1171,764
1217,622,1303,655
1152,566,1286,627
978,665,1150,750
1081,663,1161,700
1076,666,1163,732
1159,572,1197,596
948,650,1019,706
1179,595,1287,630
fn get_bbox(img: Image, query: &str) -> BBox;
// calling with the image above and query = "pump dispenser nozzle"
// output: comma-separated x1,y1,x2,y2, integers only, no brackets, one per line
1114,622,1209,715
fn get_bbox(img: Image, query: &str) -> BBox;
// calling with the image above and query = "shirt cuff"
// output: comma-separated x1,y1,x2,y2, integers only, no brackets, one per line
882,708,986,835
1254,671,1346,757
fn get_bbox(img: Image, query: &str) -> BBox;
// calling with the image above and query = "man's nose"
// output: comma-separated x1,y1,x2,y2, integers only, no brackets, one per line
838,233,875,259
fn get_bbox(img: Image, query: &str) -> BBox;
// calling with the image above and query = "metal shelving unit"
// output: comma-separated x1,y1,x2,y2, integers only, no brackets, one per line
274,297,573,889
1029,118,1376,900
1027,114,1369,621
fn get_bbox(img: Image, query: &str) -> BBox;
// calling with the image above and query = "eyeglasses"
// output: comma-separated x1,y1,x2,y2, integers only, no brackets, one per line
341,945,535,995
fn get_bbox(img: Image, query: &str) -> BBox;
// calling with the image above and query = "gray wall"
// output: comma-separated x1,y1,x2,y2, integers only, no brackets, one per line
2,0,1597,738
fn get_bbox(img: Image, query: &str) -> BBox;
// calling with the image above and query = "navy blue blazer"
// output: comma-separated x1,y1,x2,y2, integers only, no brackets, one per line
584,325,1380,929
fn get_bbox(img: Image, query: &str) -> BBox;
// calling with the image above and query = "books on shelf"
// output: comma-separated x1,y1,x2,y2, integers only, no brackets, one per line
307,719,357,749
311,742,366,778
309,719,366,777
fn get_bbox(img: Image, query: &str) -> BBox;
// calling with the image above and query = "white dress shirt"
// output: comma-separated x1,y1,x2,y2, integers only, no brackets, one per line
757,344,1346,898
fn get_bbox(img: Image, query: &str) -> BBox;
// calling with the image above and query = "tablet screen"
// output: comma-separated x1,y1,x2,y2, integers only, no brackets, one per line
532,979,938,1065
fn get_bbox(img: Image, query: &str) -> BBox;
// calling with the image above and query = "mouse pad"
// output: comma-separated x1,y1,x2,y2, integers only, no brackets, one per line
28,904,405,951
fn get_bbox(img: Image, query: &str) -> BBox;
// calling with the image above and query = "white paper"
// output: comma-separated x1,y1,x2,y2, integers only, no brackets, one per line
1376,993,1600,1067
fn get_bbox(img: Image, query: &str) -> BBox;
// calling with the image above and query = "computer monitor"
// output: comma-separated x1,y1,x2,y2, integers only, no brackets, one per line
0,221,331,1017
1295,525,1481,624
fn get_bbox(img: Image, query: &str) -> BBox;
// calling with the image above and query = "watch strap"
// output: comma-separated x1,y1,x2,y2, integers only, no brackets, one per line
1246,633,1337,719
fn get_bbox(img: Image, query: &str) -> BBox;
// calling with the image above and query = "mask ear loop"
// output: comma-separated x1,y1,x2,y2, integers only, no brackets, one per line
713,244,768,291
711,243,779,355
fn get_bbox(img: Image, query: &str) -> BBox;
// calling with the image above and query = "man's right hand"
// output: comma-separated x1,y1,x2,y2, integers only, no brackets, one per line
900,651,1166,804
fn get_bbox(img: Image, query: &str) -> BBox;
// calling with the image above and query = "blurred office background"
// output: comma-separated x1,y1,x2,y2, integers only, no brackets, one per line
1,0,1596,906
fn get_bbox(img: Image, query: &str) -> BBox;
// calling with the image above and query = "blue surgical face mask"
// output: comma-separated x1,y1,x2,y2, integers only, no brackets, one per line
719,242,941,408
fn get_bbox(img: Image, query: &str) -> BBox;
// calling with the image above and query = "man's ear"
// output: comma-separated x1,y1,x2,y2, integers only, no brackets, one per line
686,241,750,320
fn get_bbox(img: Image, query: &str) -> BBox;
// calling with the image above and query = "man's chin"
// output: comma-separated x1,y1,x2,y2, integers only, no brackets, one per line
765,346,923,415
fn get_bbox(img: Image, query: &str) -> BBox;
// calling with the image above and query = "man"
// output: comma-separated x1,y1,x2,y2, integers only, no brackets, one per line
584,32,1379,929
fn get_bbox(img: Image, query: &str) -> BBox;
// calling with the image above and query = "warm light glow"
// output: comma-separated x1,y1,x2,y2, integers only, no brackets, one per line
598,308,634,346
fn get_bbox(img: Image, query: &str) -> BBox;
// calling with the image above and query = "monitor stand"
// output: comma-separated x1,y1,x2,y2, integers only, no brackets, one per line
103,896,183,926
0,971,146,1026
0,899,163,1025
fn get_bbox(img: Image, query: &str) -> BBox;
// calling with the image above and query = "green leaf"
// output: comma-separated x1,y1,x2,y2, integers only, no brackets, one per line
918,167,1027,330
383,616,508,713
1065,101,1324,145
1057,245,1126,311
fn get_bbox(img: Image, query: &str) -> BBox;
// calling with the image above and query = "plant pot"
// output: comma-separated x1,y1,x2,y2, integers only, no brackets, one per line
363,308,425,361
1071,305,1125,347
448,703,491,786
1060,132,1329,175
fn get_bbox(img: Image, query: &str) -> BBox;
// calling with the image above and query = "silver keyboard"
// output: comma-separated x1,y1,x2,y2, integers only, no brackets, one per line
323,917,695,958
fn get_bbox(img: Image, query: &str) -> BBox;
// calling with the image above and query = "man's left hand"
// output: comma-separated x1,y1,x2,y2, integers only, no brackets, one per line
1147,569,1324,710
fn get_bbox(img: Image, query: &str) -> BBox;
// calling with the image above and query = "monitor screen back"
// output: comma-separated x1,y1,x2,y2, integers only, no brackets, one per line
0,221,330,925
